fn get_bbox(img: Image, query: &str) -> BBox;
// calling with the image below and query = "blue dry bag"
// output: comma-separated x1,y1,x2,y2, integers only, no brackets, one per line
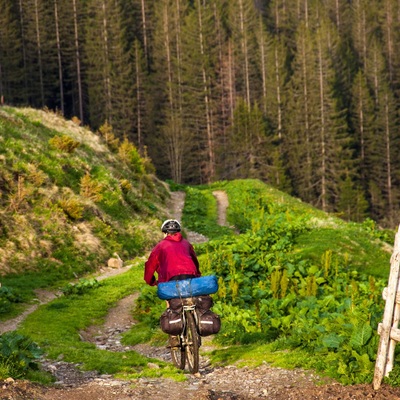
157,275,218,300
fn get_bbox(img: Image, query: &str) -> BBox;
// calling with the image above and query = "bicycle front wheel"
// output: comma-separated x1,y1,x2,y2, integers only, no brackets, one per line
170,337,185,370
185,311,199,374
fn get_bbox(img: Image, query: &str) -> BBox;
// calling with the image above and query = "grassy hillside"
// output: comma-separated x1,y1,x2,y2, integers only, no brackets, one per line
0,106,168,308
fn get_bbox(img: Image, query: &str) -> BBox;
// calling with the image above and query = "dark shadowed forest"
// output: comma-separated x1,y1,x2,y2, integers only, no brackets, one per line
0,0,399,227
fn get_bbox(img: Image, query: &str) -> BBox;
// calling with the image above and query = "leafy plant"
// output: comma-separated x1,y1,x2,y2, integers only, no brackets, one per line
61,278,102,296
0,286,22,314
0,332,43,379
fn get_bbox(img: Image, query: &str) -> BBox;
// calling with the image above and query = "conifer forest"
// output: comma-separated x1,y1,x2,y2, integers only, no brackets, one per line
1,0,400,227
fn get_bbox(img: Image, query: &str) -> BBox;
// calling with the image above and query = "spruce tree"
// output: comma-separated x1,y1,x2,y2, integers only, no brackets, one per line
149,0,191,183
285,21,316,204
20,0,58,108
365,38,400,225
179,0,219,183
85,0,134,136
0,0,23,103
227,0,259,107
350,70,375,187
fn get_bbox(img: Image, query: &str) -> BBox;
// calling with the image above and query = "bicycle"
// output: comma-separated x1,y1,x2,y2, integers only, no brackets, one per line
169,297,201,374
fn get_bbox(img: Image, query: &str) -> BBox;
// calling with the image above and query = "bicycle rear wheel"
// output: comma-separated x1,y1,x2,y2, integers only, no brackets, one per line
185,311,199,374
170,337,185,370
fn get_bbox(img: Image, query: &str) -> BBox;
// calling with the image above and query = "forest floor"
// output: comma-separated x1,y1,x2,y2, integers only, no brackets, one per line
2,191,400,399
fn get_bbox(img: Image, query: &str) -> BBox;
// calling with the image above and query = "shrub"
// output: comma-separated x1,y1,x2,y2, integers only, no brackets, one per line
58,196,84,220
118,138,144,175
120,179,132,193
8,175,32,212
71,116,81,126
26,163,47,187
49,135,80,153
98,122,119,151
80,173,103,202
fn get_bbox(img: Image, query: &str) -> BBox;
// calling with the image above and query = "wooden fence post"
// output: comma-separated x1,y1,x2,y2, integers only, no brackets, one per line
374,225,400,390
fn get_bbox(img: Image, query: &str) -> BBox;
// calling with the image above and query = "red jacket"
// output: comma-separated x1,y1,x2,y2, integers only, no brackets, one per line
144,233,201,286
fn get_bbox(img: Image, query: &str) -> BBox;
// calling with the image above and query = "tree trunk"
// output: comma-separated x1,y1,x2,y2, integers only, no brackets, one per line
239,0,251,106
72,0,84,122
54,0,64,114
101,0,112,123
197,0,215,181
384,92,394,225
34,0,45,106
18,0,29,101
141,0,149,66
317,32,327,211
274,44,283,141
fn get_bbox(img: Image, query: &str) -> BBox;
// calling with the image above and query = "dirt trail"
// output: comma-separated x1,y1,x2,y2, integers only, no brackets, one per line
2,191,400,399
213,190,229,227
0,263,138,335
0,289,58,335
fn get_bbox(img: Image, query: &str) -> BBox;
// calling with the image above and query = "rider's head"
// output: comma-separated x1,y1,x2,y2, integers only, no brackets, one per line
161,219,181,234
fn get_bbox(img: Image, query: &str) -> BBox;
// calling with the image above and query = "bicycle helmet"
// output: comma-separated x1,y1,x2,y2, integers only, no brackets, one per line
161,219,181,233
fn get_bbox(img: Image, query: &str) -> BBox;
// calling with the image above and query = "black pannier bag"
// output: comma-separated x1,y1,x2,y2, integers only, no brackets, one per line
160,308,184,335
196,309,221,336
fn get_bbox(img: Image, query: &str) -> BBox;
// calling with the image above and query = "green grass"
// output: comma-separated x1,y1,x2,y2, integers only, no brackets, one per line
205,342,339,382
158,179,394,385
17,263,185,380
294,226,391,279
0,270,74,321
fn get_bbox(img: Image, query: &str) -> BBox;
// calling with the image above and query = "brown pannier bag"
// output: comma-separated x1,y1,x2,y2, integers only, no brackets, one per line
168,298,185,311
196,309,221,336
169,295,213,311
160,309,183,335
167,295,220,336
195,295,213,311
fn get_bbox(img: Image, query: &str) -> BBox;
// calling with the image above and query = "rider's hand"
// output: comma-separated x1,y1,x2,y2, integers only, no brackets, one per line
150,276,157,286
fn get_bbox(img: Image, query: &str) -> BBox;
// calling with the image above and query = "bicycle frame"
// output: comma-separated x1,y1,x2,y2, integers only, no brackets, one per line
170,300,200,374
181,304,196,338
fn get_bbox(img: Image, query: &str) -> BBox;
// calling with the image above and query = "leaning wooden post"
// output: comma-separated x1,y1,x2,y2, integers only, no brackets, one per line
374,225,400,390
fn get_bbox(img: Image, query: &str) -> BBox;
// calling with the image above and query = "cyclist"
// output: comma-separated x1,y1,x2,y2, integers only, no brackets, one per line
144,219,201,347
